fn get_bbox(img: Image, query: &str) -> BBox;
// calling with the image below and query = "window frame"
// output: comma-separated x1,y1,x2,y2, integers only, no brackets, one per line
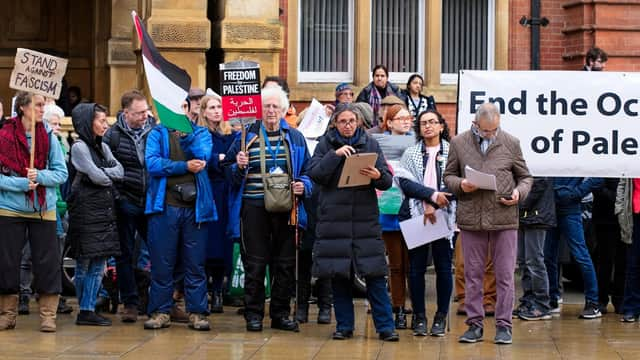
296,0,355,83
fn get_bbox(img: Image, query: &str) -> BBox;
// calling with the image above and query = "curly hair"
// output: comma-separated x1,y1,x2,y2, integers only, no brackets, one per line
413,109,451,143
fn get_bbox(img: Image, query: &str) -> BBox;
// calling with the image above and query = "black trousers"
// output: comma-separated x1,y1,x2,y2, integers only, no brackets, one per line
0,216,61,294
595,222,628,309
298,248,332,310
241,201,295,320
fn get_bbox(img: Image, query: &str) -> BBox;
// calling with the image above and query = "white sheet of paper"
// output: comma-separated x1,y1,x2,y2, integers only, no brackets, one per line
399,210,454,250
297,98,330,138
464,165,497,190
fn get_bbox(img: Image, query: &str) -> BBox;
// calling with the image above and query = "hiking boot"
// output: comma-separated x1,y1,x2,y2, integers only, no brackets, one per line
121,305,138,323
579,302,602,319
317,307,331,324
144,312,171,329
57,297,73,314
170,304,189,323
18,294,29,315
459,324,483,343
430,312,446,337
494,325,512,344
379,330,400,341
411,313,427,336
76,310,111,326
210,291,224,314
393,307,407,330
188,313,211,331
519,307,551,321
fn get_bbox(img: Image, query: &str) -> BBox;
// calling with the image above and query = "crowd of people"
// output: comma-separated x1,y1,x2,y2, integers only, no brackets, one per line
1,47,639,346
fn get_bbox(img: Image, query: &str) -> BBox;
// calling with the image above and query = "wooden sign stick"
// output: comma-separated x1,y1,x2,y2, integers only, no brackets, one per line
29,100,36,169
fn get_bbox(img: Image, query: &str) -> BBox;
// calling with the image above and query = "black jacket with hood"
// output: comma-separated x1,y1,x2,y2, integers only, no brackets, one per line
67,103,122,259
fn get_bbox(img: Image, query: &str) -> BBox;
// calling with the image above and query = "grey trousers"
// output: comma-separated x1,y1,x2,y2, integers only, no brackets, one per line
517,228,550,311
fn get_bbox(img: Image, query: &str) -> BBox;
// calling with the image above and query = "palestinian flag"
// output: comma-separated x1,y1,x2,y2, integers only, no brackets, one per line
131,11,193,133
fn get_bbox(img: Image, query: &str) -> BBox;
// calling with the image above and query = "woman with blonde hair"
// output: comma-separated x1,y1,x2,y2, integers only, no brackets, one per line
198,93,237,313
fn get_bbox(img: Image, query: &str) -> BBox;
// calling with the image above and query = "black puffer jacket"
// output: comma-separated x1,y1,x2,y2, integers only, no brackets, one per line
519,177,556,229
67,104,122,259
309,128,392,279
103,113,155,207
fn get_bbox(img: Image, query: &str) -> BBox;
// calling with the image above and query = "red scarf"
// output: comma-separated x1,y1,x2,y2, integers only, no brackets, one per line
0,117,49,209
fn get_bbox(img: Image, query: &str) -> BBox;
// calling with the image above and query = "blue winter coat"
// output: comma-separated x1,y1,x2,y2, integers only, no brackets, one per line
226,119,312,238
553,177,603,215
144,124,217,223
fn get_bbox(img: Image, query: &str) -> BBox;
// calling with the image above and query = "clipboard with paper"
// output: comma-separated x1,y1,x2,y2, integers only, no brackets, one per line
338,153,378,188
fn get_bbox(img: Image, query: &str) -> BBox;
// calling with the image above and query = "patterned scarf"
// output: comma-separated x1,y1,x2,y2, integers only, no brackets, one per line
0,117,50,209
369,86,382,117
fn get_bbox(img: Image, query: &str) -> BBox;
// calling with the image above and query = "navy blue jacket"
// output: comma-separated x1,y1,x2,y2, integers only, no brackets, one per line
553,177,603,215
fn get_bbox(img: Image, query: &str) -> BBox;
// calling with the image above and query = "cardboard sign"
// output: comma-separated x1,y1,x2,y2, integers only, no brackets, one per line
9,48,68,100
220,62,262,121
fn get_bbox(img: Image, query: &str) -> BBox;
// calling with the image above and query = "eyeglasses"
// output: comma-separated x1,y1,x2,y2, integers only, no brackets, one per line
336,119,357,127
419,119,441,127
392,116,413,122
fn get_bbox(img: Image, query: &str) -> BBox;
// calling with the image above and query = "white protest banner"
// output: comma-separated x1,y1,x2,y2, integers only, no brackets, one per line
10,48,68,100
457,70,640,178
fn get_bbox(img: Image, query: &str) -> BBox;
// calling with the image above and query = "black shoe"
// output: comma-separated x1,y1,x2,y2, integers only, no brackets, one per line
394,307,407,330
411,313,427,336
245,318,263,332
430,312,446,337
579,301,602,319
18,294,30,315
379,330,400,341
332,329,353,340
57,297,73,314
459,324,483,343
210,291,224,314
271,317,299,332
295,304,309,323
317,307,331,324
621,313,639,323
597,302,608,315
76,310,112,326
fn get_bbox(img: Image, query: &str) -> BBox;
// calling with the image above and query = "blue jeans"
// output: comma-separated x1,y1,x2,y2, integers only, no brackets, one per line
147,206,208,315
75,257,107,311
623,214,640,315
544,212,598,303
408,238,453,315
332,275,394,334
115,199,148,307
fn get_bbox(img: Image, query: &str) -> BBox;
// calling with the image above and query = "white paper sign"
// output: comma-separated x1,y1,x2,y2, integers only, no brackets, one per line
457,70,640,177
399,210,454,250
298,98,330,138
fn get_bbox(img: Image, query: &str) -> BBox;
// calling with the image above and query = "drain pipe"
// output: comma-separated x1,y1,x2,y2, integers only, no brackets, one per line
520,0,549,70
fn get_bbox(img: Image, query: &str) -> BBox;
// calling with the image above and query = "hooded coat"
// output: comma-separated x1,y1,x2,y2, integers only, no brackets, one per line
309,128,392,279
67,103,123,258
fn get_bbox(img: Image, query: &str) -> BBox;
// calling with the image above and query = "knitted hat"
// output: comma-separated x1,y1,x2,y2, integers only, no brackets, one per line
352,102,374,129
381,95,405,107
335,83,353,97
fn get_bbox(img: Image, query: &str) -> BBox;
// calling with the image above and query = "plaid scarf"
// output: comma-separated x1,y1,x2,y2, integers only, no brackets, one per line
369,86,382,117
0,117,49,209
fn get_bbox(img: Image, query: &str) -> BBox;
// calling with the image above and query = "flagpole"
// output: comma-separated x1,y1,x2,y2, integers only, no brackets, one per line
29,96,36,168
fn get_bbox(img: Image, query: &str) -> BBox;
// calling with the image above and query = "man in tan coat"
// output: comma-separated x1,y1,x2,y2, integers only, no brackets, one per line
444,102,532,345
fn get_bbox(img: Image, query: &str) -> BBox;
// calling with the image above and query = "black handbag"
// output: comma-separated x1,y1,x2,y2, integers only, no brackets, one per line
171,182,197,203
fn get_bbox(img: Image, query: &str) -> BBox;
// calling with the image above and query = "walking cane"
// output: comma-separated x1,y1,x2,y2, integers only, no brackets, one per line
291,195,300,323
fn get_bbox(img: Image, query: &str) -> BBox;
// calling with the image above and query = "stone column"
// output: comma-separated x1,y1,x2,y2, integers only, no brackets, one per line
107,0,139,113
214,0,283,81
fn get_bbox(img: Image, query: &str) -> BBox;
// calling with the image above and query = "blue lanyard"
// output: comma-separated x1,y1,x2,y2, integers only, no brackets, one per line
260,125,282,168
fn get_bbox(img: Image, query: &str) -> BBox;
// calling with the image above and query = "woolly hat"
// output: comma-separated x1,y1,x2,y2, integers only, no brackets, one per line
335,83,353,97
380,95,405,107
352,102,374,129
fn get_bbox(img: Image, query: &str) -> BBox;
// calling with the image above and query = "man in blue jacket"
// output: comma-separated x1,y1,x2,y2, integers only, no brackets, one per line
544,177,603,318
143,121,217,331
